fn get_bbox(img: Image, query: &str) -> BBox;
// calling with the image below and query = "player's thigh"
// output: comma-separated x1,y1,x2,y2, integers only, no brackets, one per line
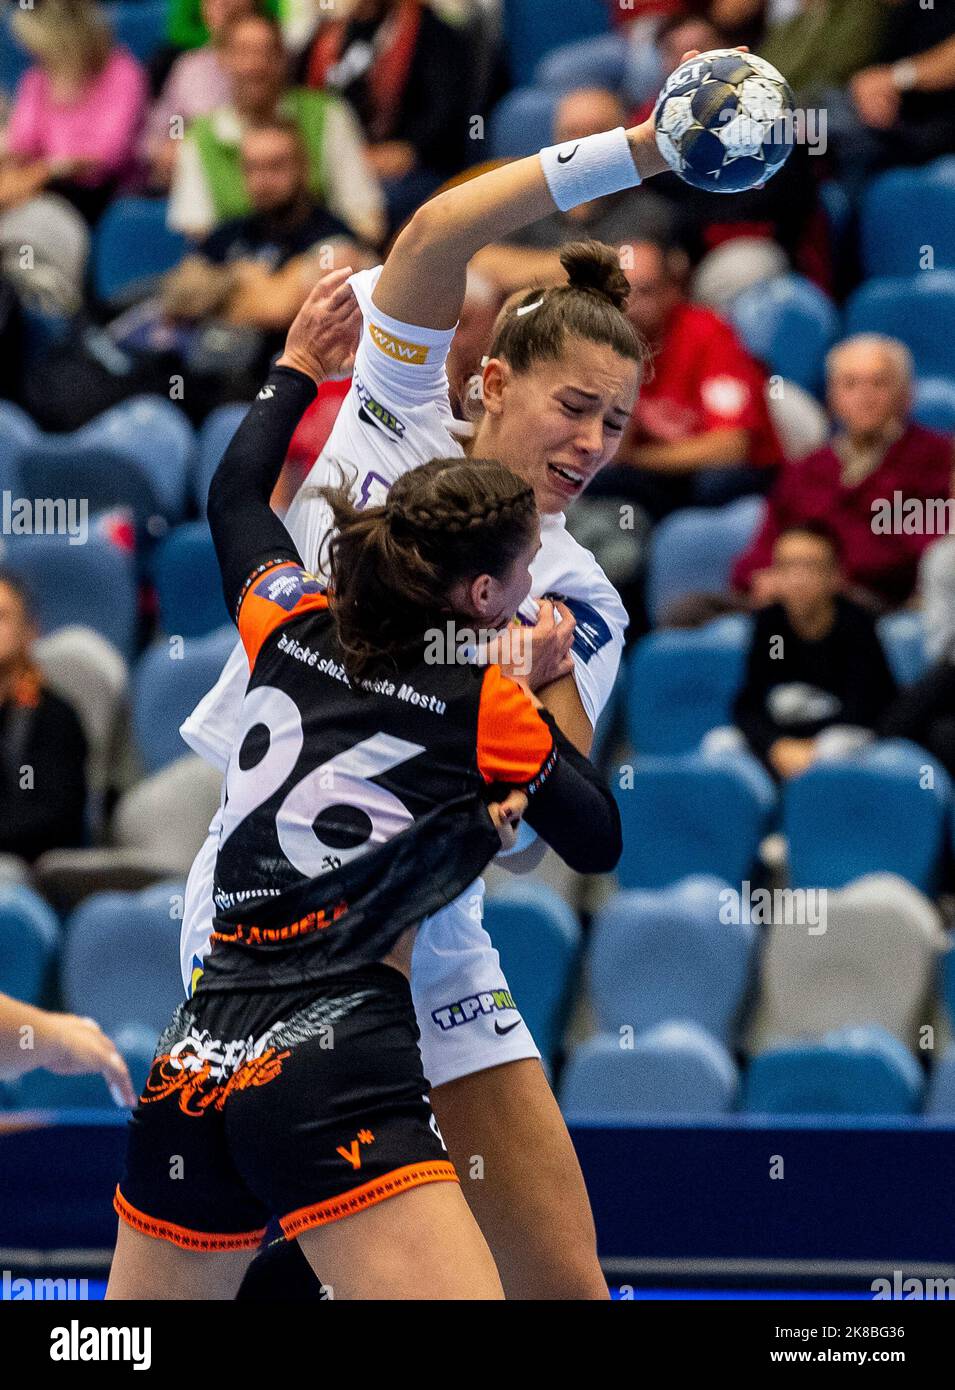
296,1180,503,1301
106,1221,254,1300
430,1058,608,1300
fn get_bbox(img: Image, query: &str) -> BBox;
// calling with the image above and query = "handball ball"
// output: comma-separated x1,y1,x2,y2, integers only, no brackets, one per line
654,49,795,194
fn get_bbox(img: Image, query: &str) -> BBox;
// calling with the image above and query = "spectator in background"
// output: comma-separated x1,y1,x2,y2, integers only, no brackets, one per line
471,87,676,298
114,119,370,419
145,0,257,190
733,335,955,609
0,572,88,863
0,0,148,223
0,991,135,1105
834,0,955,175
167,12,386,245
166,0,281,53
305,0,473,231
727,523,898,779
756,0,888,101
589,237,781,519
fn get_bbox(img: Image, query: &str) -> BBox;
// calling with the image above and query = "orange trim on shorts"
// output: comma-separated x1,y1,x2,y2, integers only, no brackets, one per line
279,1161,459,1238
113,1186,266,1253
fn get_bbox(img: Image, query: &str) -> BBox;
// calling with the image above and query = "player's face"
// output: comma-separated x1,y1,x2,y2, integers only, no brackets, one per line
483,339,640,514
455,525,541,631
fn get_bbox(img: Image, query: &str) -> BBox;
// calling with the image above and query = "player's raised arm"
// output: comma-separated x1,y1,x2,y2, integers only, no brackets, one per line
371,100,685,331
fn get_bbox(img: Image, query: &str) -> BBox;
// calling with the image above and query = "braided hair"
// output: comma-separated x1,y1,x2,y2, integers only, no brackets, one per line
317,458,537,684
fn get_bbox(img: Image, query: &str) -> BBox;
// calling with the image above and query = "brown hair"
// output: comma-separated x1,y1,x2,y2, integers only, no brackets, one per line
12,0,112,85
316,458,537,684
488,239,649,377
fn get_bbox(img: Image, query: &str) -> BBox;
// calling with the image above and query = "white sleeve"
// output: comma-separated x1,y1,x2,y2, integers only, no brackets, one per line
320,100,387,247
347,264,458,407
167,134,215,237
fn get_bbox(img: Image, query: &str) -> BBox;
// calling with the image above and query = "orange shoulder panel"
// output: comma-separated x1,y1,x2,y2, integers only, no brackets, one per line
237,562,329,668
476,664,555,785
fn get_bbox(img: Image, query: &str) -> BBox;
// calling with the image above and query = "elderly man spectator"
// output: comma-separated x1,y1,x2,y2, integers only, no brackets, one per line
167,12,385,245
733,335,955,608
589,237,781,519
0,572,87,863
469,87,676,299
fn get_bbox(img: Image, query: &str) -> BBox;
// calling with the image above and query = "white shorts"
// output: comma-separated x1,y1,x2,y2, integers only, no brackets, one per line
179,811,541,1091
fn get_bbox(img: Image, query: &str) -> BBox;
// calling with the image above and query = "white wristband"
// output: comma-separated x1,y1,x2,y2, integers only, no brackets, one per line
539,126,641,213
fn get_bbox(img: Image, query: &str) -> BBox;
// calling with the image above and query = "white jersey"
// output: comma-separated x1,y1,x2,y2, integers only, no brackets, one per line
178,266,627,1085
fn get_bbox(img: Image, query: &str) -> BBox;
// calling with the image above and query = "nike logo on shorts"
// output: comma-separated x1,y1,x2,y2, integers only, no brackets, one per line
494,1019,523,1036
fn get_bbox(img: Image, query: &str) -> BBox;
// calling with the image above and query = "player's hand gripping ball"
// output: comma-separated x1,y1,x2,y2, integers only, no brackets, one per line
654,49,795,193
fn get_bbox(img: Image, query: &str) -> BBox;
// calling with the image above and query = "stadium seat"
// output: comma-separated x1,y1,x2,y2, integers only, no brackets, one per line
614,754,775,891
588,878,755,1048
13,440,165,538
912,376,955,435
783,741,951,893
747,873,945,1055
194,404,249,514
0,400,40,492
488,87,557,160
646,499,765,624
728,274,839,397
132,626,236,773
625,617,750,756
925,1044,955,1116
484,882,581,1062
560,1025,739,1121
502,0,610,86
91,198,187,306
861,168,955,278
844,273,955,380
1,516,138,660
877,611,928,686
154,522,229,638
742,1026,924,1116
75,396,193,523
0,7,31,95
13,1024,158,1111
102,1,169,67
0,885,59,1004
61,882,186,1035
35,755,224,911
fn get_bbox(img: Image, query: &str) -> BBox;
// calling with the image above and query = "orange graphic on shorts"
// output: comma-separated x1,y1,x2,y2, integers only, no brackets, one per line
336,1129,376,1170
141,1046,291,1117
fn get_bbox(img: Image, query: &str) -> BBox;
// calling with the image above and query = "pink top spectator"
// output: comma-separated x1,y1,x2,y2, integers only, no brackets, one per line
6,46,148,185
147,47,233,150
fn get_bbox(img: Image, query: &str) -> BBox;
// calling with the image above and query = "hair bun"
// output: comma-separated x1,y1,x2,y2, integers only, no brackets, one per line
560,239,631,311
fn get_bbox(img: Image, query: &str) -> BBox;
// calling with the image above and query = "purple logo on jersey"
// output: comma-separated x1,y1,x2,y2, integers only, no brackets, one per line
357,471,392,510
255,567,325,611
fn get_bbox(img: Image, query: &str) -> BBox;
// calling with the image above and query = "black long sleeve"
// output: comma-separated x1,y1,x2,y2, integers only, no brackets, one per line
521,709,622,875
206,364,318,620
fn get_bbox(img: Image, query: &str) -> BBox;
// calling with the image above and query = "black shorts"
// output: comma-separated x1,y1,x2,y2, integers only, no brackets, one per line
114,965,456,1252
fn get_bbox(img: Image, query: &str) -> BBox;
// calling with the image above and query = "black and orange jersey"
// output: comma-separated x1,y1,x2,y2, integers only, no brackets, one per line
201,364,621,989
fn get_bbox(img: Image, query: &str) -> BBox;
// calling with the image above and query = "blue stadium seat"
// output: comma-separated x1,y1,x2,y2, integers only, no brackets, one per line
743,1026,924,1116
561,1025,739,1121
92,198,187,305
861,168,955,278
784,741,951,893
502,0,610,86
0,7,31,96
75,397,193,524
62,883,186,1035
625,618,750,756
925,1044,955,1116
941,943,955,1030
13,440,165,538
728,274,839,397
646,498,765,625
488,87,557,160
132,626,236,773
154,522,228,638
194,404,249,514
103,1,169,66
484,883,581,1062
844,273,955,380
614,754,775,891
912,376,955,435
877,612,928,687
0,400,39,493
0,886,59,1004
589,879,755,1048
2,516,138,659
13,1024,158,1111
